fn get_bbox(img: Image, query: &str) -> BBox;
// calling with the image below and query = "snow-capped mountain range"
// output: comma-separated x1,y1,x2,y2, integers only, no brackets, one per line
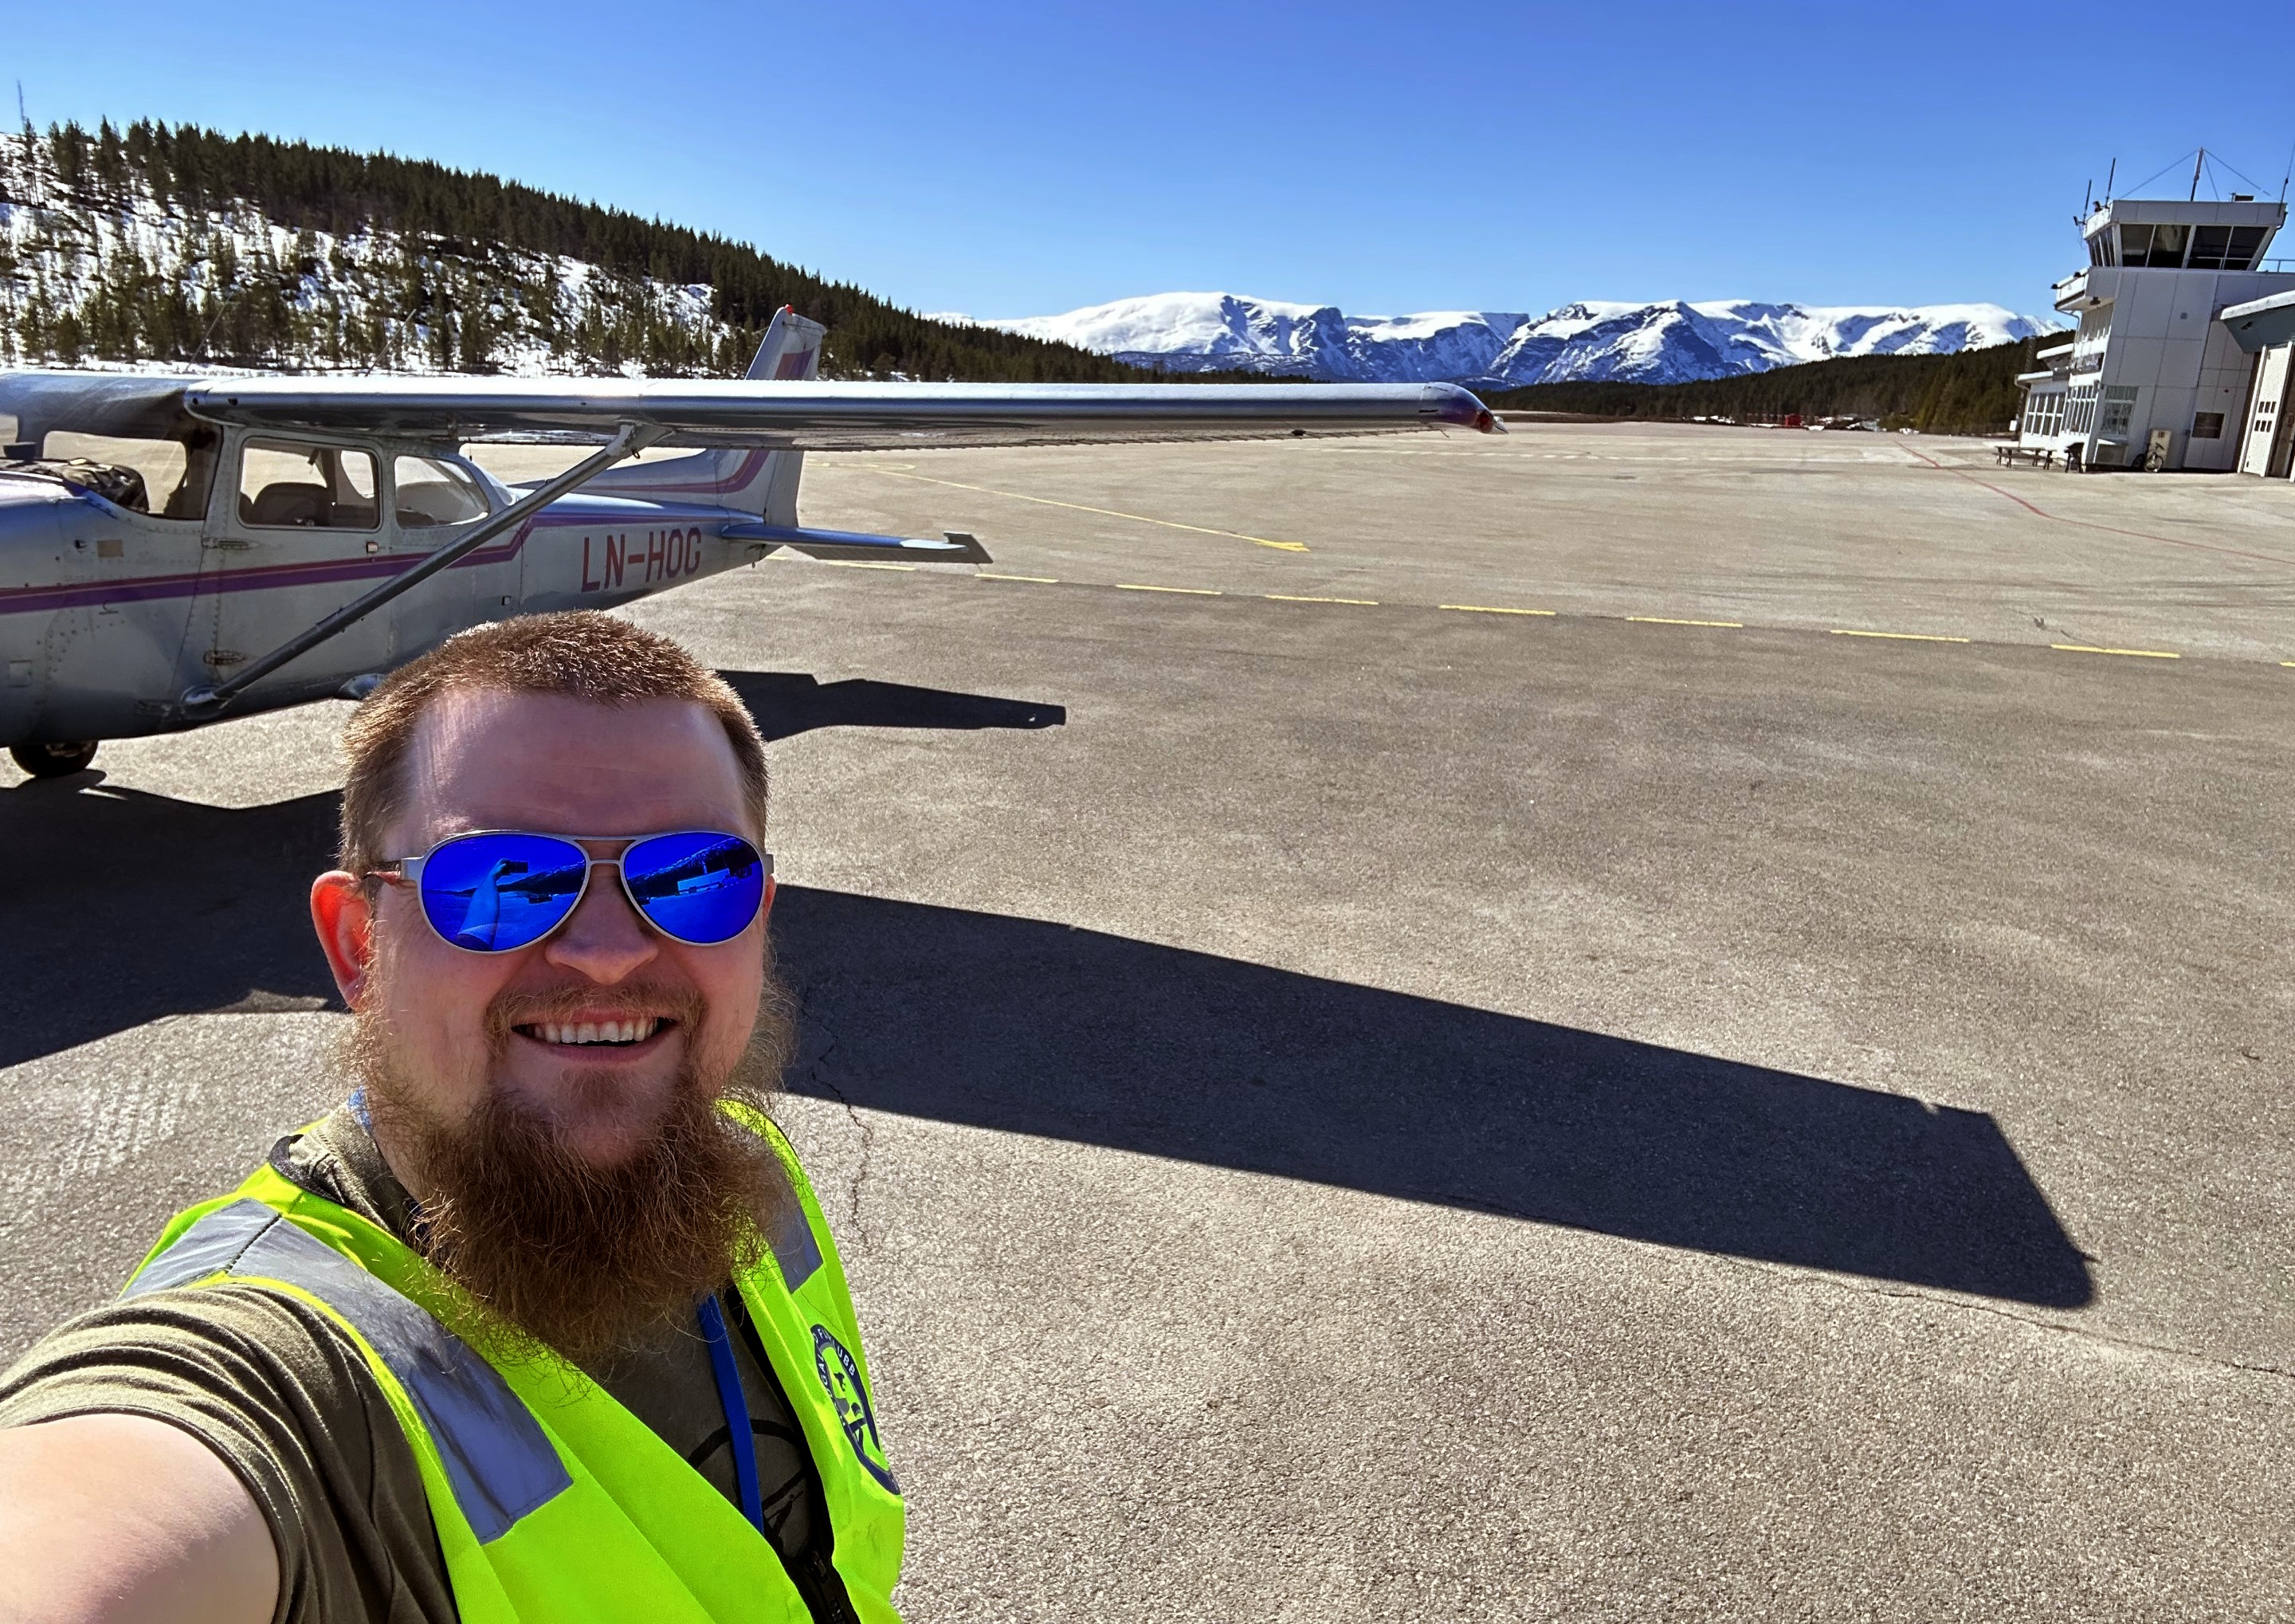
971,292,2058,387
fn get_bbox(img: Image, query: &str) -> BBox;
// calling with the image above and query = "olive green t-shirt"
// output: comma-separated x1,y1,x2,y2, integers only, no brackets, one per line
0,1107,849,1623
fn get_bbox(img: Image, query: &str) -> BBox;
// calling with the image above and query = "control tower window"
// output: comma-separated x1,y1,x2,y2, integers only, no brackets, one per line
2118,222,2191,268
2188,226,2234,269
238,440,380,530
2226,226,2267,269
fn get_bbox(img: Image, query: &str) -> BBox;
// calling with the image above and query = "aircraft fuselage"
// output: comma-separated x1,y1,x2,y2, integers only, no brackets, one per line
0,429,767,750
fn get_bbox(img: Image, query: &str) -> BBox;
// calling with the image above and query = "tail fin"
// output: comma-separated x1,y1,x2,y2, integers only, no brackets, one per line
575,306,826,521
746,305,826,381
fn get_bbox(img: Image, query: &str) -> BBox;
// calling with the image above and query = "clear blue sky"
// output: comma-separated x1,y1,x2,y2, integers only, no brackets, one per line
10,2,2293,320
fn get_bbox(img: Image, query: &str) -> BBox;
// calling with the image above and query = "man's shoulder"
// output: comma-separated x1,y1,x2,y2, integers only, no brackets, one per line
0,1275,391,1434
0,1277,449,1623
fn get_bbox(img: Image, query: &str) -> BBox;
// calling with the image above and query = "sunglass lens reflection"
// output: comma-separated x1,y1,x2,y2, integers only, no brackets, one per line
418,833,590,951
622,831,767,944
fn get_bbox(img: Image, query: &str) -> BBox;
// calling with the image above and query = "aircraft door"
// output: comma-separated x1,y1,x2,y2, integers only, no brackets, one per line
199,435,396,704
382,453,494,662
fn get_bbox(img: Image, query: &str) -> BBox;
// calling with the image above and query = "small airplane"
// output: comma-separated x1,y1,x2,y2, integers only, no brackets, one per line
0,308,1498,778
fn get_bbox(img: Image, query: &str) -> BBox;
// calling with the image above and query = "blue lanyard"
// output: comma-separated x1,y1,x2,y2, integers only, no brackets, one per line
698,1293,767,1535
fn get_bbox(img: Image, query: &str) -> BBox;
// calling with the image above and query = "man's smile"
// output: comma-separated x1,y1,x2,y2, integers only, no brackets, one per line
513,1014,676,1053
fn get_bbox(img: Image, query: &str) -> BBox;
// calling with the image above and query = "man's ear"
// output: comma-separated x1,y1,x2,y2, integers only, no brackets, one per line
311,871,377,1009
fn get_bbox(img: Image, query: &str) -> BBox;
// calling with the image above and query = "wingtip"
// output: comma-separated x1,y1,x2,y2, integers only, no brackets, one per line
1426,382,1503,433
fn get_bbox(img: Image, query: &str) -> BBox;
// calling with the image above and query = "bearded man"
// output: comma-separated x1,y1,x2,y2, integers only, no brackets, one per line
0,613,903,1624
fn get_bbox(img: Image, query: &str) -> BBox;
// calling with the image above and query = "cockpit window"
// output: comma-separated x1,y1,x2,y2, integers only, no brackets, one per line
238,441,379,530
39,429,221,520
392,456,490,528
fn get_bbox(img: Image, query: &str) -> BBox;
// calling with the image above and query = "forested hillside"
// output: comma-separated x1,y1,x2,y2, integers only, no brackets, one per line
1485,335,2058,434
0,120,1154,381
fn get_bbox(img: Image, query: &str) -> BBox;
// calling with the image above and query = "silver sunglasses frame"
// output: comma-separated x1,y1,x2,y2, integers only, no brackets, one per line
371,829,774,951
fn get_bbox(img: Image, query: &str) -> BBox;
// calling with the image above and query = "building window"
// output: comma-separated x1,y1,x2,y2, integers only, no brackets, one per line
2117,222,2191,268
2191,412,2224,440
2188,226,2234,269
2022,390,2066,438
2066,382,2099,436
2182,226,2269,270
2098,385,2140,437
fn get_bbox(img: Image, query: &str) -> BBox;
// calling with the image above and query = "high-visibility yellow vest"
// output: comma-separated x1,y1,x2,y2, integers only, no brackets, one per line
125,1115,905,1623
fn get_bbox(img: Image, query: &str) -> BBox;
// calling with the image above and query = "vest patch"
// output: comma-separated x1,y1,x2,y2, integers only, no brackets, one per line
811,1324,898,1495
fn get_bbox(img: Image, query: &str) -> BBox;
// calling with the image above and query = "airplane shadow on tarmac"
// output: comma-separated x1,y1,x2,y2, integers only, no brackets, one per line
719,671,1066,739
770,890,2094,1310
1,671,2091,1310
0,670,1065,1070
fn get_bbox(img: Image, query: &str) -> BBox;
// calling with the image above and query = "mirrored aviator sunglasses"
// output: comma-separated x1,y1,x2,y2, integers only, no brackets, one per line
379,830,772,953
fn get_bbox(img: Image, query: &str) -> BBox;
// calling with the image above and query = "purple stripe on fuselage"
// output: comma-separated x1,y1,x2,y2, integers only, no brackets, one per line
598,448,772,496
0,508,733,616
524,450,772,500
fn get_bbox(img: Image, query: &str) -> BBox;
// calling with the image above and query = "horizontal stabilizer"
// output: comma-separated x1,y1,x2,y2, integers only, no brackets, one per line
724,521,992,564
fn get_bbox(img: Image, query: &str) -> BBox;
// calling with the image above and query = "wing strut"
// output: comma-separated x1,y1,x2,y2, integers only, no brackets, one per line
182,422,664,717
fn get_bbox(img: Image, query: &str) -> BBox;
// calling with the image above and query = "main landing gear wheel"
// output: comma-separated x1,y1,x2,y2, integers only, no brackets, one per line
10,739,98,778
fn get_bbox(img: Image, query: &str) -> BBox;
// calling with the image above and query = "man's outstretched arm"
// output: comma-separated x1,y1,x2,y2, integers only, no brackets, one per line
0,1414,277,1624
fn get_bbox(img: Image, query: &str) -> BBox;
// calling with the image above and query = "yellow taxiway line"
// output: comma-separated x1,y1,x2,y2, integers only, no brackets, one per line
913,571,2213,667
859,466,1311,551
1830,629,1971,643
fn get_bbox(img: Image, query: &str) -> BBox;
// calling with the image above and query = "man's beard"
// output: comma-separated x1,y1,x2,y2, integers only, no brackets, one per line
350,967,800,1367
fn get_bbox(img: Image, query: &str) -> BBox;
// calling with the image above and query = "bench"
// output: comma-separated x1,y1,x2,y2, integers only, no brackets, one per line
1993,445,2057,469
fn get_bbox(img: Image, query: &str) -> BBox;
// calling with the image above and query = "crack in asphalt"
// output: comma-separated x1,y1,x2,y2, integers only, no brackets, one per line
792,978,877,1257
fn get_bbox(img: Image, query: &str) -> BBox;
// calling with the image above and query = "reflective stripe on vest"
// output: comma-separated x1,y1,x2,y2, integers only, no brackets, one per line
125,1198,571,1543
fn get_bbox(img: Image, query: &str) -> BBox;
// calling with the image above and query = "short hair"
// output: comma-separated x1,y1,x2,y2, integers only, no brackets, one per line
339,612,767,877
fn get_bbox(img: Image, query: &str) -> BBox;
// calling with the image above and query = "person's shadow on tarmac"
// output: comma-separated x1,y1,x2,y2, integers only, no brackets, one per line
0,669,2090,1311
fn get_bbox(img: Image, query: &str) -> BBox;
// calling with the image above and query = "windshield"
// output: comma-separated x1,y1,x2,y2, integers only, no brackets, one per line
393,455,491,528
36,425,222,520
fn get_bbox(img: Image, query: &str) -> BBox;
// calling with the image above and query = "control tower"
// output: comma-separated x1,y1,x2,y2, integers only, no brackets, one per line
2019,195,2295,470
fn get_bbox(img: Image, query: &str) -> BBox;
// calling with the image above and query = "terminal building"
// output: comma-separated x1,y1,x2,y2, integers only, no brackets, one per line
2016,196,2295,473
2222,288,2295,477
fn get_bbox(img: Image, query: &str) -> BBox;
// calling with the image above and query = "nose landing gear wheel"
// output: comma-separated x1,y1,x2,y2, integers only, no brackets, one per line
9,739,99,778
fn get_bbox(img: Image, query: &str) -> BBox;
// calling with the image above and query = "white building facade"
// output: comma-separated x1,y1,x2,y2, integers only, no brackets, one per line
2222,288,2295,478
2019,198,2295,470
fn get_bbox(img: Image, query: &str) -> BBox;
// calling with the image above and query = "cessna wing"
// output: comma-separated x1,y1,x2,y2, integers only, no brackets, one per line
175,376,1501,449
0,356,1502,759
